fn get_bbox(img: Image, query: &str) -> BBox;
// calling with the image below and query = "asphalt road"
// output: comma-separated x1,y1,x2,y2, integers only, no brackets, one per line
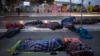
0,15,100,56
0,15,99,27
0,31,100,56
0,18,100,32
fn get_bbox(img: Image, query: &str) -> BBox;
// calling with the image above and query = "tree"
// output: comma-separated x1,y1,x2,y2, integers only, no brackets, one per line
35,0,54,4
47,0,54,4
6,0,20,6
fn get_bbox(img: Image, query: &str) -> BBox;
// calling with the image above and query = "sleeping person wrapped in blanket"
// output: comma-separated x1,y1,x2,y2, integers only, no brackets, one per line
16,38,94,56
17,38,63,52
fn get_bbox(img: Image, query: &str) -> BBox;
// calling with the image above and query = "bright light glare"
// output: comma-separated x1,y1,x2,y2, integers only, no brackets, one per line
43,20,48,23
19,20,24,24
23,1,30,6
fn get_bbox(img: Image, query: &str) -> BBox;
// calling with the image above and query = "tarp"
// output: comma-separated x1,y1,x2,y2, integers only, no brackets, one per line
75,27,93,39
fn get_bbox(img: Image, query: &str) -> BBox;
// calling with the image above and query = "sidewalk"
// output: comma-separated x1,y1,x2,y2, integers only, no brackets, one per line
0,12,100,18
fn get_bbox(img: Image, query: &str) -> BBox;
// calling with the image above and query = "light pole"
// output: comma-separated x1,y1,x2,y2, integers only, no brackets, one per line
17,0,20,16
80,0,84,28
70,0,72,16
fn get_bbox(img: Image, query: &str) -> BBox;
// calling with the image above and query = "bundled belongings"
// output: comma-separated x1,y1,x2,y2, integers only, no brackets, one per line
63,38,94,56
64,22,75,31
73,18,99,24
0,33,5,39
48,22,63,30
75,27,93,39
5,22,24,29
61,17,76,31
16,38,63,52
80,19,96,24
25,20,43,26
61,16,76,25
0,27,21,39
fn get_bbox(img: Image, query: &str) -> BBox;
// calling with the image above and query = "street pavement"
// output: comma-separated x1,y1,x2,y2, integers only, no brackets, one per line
0,31,100,56
0,13,100,21
0,32,78,56
0,19,100,32
0,12,100,17
0,13,100,56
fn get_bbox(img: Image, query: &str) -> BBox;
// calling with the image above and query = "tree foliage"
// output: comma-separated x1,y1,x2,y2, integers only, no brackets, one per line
5,0,54,6
35,0,54,4
6,0,20,6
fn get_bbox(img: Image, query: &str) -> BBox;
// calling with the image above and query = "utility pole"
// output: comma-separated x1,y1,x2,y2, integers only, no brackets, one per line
70,0,72,16
80,0,84,28
17,0,20,16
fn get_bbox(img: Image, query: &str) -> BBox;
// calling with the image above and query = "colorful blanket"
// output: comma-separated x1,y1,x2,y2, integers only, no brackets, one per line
16,39,62,52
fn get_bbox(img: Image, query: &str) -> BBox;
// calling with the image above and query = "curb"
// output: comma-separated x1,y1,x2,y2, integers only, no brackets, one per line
0,13,100,18
0,16,29,18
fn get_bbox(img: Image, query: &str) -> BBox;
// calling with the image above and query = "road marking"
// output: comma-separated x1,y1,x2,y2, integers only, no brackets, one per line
22,27,69,32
